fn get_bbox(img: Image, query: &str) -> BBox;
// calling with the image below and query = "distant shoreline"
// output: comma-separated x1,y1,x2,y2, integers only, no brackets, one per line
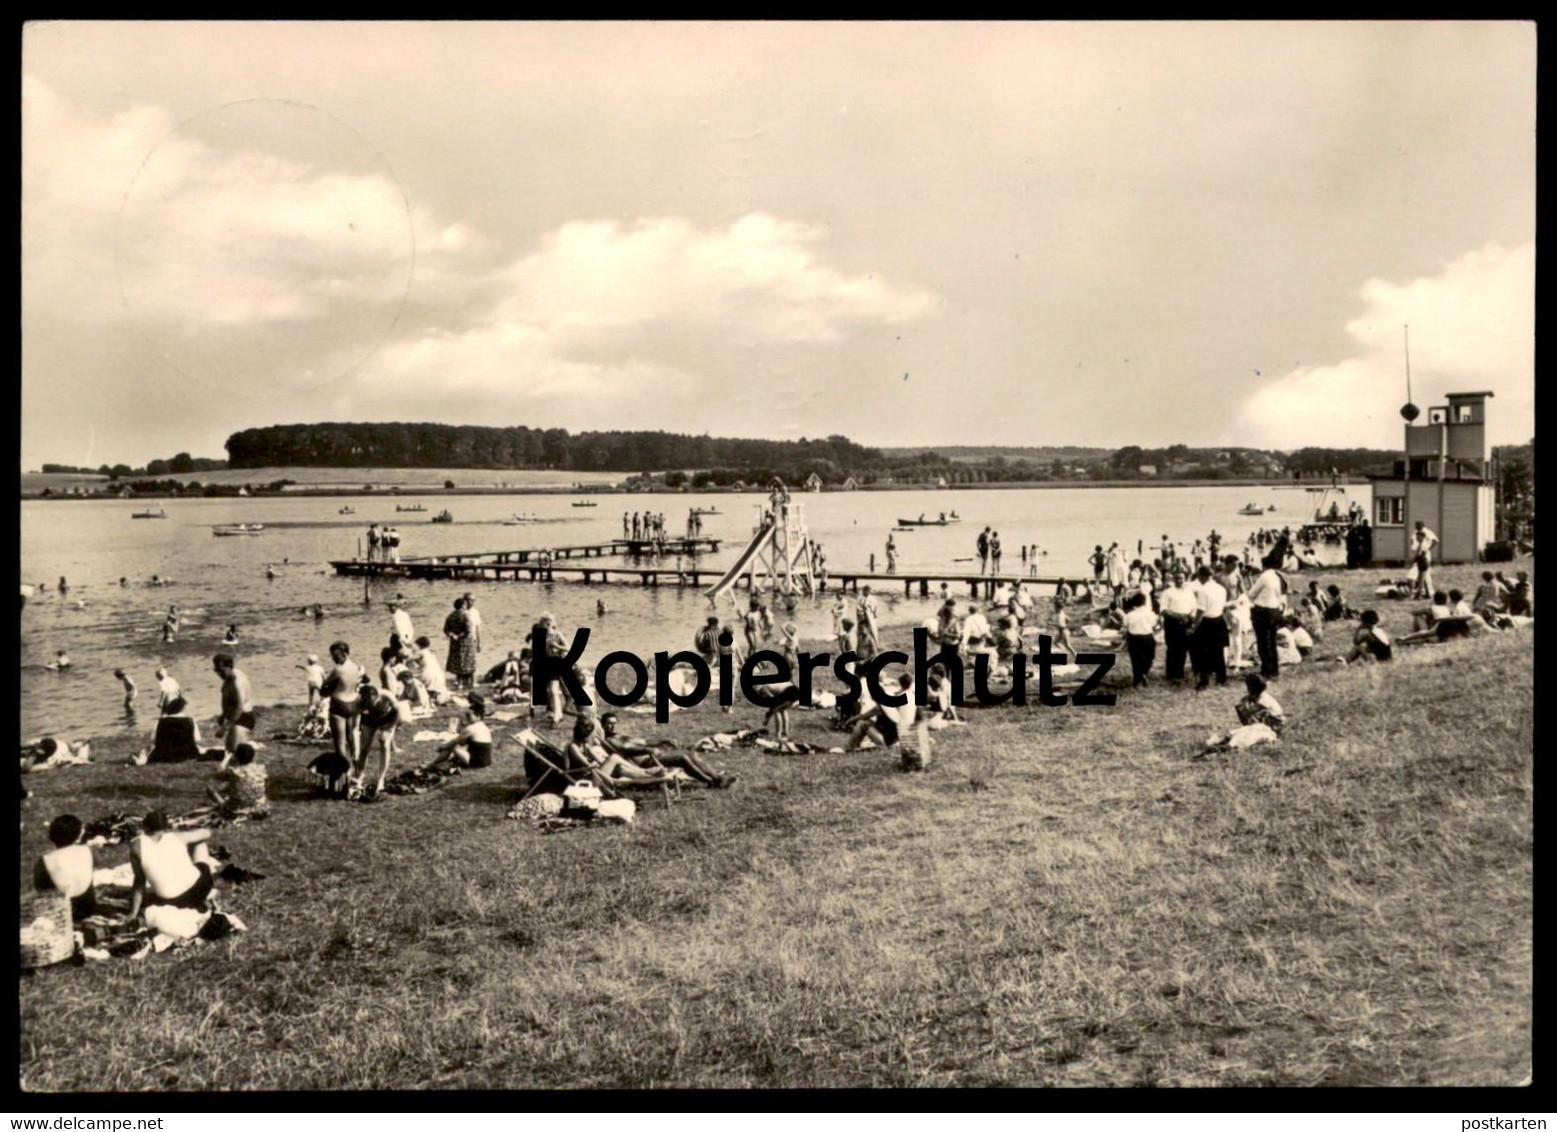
20,476,1360,501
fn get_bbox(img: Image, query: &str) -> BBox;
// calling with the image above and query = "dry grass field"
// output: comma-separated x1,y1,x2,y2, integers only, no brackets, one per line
17,563,1532,1090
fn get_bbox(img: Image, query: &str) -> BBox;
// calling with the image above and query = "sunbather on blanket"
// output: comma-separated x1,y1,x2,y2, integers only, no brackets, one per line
34,814,97,922
599,712,736,788
21,736,92,773
126,812,218,920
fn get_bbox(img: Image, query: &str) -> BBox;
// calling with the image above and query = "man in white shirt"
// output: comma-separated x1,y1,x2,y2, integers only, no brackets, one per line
1411,522,1439,598
1191,566,1229,689
1158,571,1199,683
961,605,992,653
1122,593,1160,687
1247,555,1289,680
389,601,415,652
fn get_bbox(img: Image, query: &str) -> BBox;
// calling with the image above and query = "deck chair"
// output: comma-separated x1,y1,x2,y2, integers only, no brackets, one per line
513,728,680,810
515,728,591,800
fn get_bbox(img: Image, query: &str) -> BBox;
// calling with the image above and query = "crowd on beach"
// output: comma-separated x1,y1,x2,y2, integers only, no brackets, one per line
21,509,1535,965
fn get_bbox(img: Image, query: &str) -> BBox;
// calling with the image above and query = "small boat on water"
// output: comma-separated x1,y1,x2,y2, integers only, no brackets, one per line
897,516,959,527
338,506,356,515
396,504,426,513
431,511,454,524
131,509,167,519
1237,503,1266,516
213,523,266,537
691,507,720,516
571,500,598,508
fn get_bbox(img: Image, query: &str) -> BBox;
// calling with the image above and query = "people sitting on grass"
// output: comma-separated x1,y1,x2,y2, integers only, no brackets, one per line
1506,572,1533,617
1286,613,1315,658
209,742,269,817
135,708,211,765
1274,617,1305,666
425,694,493,772
925,664,959,726
396,666,432,713
597,712,736,788
844,674,918,752
378,646,405,693
412,636,451,704
1297,596,1326,644
34,814,96,922
1204,674,1285,751
1402,591,1454,643
1342,610,1393,664
1472,571,1506,617
127,812,217,919
1323,585,1359,621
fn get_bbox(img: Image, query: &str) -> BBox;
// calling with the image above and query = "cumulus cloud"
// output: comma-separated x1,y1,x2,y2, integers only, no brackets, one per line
493,213,938,346
25,76,418,335
356,212,939,406
23,74,940,452
1237,242,1534,449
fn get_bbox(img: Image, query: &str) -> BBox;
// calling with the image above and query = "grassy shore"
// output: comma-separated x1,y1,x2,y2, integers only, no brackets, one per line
17,563,1531,1089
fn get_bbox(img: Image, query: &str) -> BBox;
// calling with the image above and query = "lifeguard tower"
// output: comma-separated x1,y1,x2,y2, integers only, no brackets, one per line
1369,391,1497,565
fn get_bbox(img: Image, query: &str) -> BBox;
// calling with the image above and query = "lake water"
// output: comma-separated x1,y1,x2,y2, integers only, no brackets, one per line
19,482,1368,741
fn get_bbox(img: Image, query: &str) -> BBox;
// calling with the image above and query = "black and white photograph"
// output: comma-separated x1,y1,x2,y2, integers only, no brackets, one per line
19,20,1533,1092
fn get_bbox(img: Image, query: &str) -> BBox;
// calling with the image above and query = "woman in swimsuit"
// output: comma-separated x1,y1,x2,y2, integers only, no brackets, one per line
429,695,494,770
309,641,364,795
355,682,406,797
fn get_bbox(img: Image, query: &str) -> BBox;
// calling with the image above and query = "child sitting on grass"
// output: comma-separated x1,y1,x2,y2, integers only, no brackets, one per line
1342,610,1393,664
33,814,97,922
209,742,269,817
1204,674,1285,752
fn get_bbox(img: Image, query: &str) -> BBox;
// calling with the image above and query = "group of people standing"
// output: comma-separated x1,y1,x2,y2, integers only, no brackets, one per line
365,523,402,564
625,511,670,541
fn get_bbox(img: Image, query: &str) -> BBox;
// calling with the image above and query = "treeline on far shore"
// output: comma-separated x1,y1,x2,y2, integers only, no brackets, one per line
30,423,1532,507
220,421,1407,486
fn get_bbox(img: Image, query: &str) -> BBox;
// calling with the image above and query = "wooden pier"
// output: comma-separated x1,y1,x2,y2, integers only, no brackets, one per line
332,555,1076,598
365,536,721,569
332,559,718,586
826,571,1075,599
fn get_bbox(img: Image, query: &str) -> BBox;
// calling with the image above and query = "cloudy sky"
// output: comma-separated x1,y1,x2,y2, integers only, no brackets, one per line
22,21,1535,469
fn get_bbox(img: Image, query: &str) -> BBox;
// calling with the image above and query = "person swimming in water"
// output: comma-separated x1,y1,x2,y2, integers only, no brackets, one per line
221,625,240,646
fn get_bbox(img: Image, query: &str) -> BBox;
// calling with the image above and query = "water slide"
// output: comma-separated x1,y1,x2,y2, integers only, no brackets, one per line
703,519,777,601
